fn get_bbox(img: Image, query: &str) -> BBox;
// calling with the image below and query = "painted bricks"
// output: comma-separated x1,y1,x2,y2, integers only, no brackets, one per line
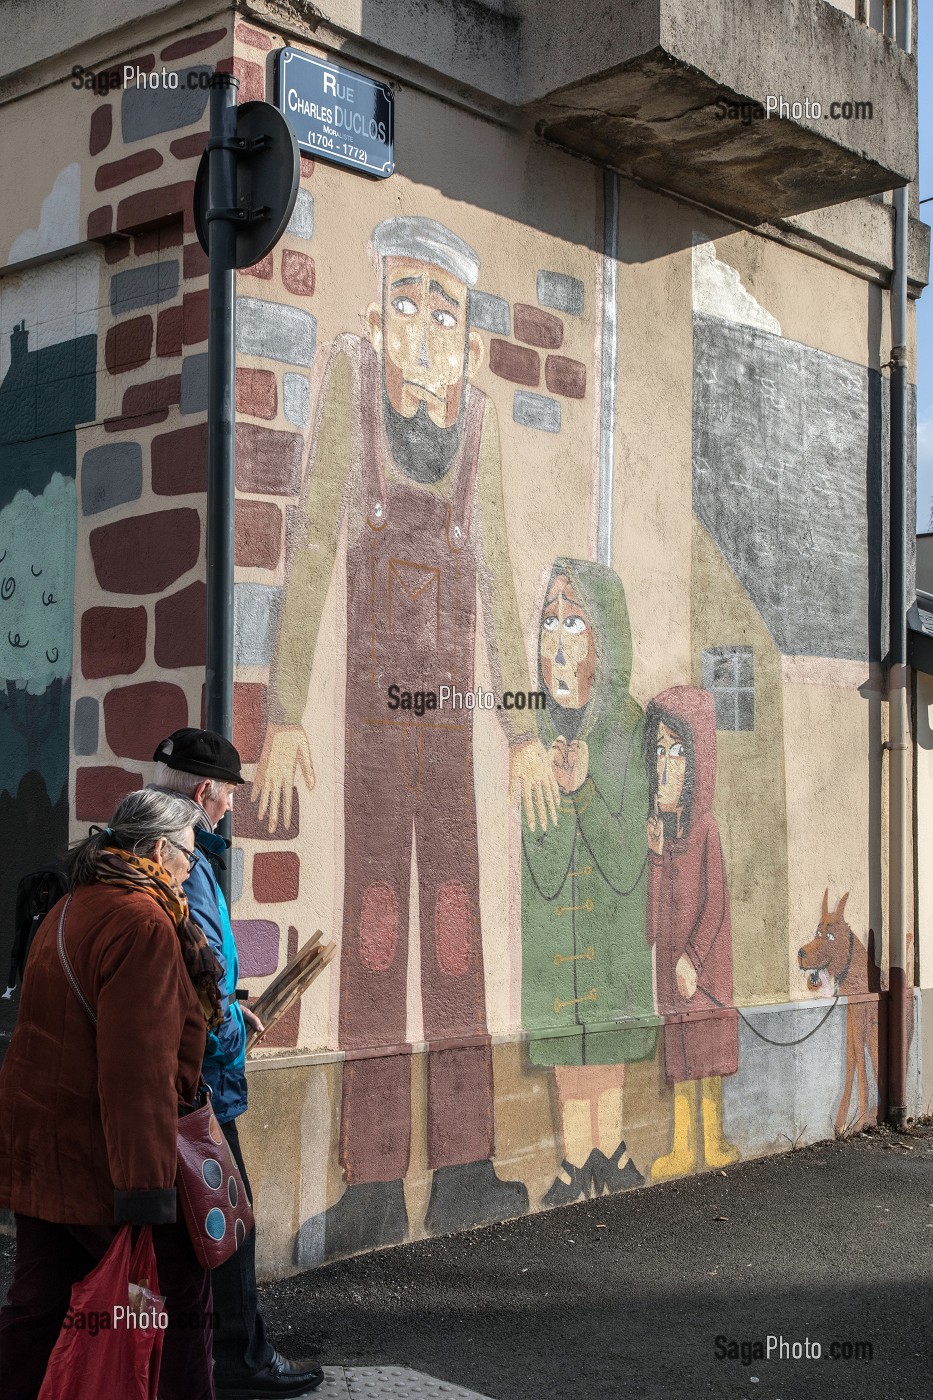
545,355,587,399
89,508,200,594
236,500,283,569
513,391,561,433
215,56,265,105
116,181,196,236
81,443,144,516
154,581,206,668
75,765,144,821
283,373,310,427
286,190,314,241
180,353,208,413
489,340,539,387
240,254,273,281
105,316,153,373
236,424,302,495
95,149,164,192
121,68,211,143
151,422,208,494
160,27,228,61
281,251,315,297
237,22,274,50
73,697,100,756
234,919,280,975
121,374,181,418
87,207,114,241
235,790,299,841
89,105,112,156
536,270,585,316
236,297,316,366
234,682,268,763
513,304,563,349
135,220,182,255
110,262,179,315
70,19,230,905
170,131,208,160
183,241,209,280
237,368,277,420
252,851,300,903
234,584,281,666
81,606,147,679
104,681,189,759
156,305,184,357
470,291,510,335
183,290,209,345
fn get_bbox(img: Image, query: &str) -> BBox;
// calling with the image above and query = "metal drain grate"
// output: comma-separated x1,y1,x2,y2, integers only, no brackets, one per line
318,1366,495,1399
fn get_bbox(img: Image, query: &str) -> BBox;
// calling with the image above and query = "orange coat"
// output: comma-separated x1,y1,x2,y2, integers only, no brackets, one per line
0,882,205,1226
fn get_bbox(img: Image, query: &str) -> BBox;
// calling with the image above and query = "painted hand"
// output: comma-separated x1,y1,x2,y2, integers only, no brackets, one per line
252,724,315,834
675,954,698,1000
510,738,560,832
550,738,589,794
646,814,664,856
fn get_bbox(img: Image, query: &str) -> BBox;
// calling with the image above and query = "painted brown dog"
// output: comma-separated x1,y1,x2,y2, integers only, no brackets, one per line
798,891,880,1134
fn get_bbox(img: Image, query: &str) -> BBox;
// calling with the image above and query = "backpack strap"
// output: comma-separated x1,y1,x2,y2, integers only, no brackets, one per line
57,896,97,1027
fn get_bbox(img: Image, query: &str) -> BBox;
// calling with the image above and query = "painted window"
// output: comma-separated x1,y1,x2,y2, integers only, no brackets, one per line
702,647,754,732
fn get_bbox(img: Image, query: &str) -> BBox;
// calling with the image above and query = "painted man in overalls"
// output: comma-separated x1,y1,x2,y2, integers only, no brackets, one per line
255,217,559,1258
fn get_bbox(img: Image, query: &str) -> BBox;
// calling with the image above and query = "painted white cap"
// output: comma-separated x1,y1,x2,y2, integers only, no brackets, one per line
371,216,480,288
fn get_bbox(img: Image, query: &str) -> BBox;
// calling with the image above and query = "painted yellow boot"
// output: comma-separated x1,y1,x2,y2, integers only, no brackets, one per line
700,1076,740,1168
650,1081,698,1183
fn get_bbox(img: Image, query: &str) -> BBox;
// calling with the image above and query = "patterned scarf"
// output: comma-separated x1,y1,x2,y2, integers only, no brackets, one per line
95,849,225,1029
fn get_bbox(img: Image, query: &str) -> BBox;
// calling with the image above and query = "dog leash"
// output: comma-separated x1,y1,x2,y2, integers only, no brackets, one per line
702,987,841,1047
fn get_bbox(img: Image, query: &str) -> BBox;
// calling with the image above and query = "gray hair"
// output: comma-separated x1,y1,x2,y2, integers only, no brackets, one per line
67,788,206,888
150,763,229,803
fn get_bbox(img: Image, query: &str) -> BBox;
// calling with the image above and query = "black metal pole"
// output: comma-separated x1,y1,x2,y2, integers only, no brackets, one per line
206,73,238,904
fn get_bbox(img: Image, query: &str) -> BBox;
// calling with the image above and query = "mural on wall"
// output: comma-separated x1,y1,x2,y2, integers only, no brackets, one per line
798,891,881,1133
254,216,562,1258
521,558,657,1204
0,257,97,1028
644,686,739,1180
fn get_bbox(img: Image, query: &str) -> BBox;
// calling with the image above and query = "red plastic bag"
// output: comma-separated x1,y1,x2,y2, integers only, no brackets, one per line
38,1225,164,1400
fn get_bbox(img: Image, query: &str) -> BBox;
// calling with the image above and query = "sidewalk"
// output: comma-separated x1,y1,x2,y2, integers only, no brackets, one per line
1,1125,930,1398
258,1124,933,1400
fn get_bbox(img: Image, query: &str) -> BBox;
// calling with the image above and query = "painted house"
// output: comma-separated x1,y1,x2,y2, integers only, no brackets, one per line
0,0,927,1277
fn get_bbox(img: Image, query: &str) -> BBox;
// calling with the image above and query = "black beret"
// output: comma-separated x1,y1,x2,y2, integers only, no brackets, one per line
153,728,244,784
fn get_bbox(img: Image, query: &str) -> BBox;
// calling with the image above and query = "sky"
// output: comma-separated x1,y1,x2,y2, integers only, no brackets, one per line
916,2,932,530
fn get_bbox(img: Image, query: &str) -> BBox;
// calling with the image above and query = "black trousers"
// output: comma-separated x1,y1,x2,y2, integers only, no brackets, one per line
212,1118,274,1382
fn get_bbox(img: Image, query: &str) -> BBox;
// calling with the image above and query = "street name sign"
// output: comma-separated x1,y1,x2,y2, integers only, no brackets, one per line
276,48,394,179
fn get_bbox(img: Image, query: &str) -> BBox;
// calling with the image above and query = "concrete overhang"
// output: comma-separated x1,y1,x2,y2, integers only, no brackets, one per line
520,0,916,224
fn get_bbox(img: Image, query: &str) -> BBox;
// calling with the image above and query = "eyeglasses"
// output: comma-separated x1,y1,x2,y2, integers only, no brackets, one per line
168,839,201,873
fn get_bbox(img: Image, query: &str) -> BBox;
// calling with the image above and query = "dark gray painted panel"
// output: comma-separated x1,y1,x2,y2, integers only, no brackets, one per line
693,313,888,662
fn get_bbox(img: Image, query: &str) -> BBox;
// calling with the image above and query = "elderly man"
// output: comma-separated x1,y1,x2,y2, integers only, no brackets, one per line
254,217,559,1259
151,728,322,1398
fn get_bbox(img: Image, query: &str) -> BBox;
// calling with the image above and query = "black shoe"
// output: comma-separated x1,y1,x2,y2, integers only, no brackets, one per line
425,1159,529,1235
294,1179,409,1265
541,1158,590,1208
589,1140,645,1195
215,1349,324,1397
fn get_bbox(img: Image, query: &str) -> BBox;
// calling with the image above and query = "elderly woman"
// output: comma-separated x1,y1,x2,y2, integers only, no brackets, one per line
0,788,225,1400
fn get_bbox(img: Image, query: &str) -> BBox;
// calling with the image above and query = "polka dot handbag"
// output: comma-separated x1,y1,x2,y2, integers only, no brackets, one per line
176,1085,255,1269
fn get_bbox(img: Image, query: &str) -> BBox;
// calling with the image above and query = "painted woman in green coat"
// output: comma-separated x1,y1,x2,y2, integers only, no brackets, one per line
522,559,658,1206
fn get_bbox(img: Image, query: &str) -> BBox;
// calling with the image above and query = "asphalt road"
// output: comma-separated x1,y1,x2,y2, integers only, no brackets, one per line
2,1125,931,1399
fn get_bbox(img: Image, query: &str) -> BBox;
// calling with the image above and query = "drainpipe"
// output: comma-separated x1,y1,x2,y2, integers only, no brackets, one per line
204,72,239,906
887,177,910,1129
885,0,914,1128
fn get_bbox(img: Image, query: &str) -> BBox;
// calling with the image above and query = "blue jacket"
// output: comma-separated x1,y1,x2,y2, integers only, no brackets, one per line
184,828,247,1124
